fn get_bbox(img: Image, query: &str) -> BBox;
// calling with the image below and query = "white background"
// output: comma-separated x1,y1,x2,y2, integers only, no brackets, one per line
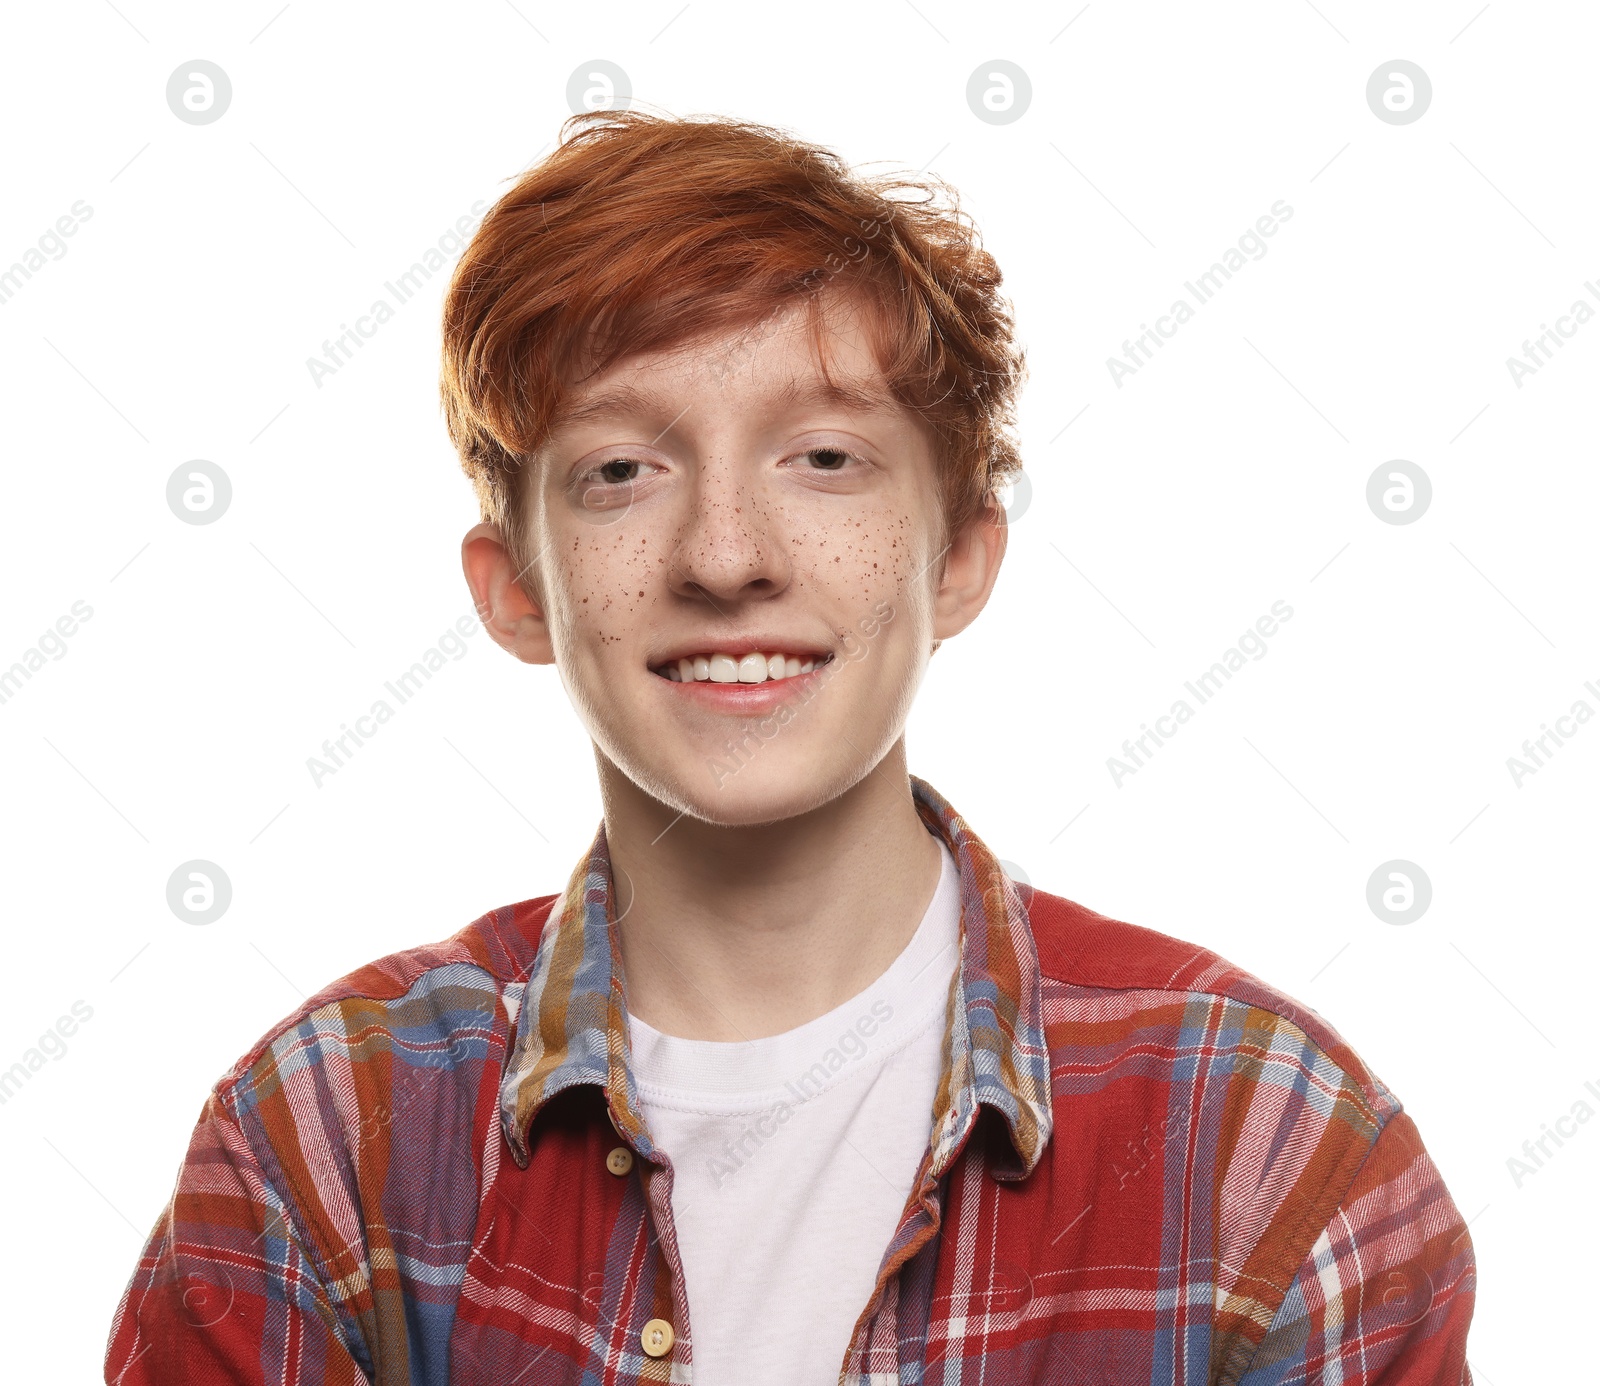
1,2,1593,1380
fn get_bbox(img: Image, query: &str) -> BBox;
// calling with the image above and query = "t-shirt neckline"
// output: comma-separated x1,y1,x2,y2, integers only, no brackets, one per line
626,837,960,1104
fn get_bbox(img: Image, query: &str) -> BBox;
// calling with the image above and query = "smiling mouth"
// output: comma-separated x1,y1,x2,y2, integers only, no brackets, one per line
651,651,836,684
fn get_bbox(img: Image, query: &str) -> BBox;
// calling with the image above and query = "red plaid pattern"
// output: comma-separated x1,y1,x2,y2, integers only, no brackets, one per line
106,776,1475,1382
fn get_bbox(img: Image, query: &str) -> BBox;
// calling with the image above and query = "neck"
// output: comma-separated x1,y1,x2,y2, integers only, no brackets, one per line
596,743,945,1041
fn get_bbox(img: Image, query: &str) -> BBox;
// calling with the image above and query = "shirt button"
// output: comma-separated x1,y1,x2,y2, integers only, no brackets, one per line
640,1318,674,1357
605,1146,634,1177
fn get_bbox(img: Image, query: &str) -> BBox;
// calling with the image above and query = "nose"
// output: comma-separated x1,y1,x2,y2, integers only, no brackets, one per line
664,454,792,607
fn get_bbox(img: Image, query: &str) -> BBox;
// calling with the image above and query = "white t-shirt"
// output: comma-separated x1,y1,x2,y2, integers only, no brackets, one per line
626,838,960,1386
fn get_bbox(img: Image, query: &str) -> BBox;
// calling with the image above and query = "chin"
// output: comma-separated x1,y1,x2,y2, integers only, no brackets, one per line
627,744,861,829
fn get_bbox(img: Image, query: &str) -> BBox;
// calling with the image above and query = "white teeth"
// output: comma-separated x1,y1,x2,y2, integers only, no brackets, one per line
657,650,830,683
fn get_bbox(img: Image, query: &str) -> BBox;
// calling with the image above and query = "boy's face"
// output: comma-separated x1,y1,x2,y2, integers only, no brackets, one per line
463,291,1006,826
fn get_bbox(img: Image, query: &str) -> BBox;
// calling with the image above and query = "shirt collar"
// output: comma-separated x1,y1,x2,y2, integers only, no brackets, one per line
499,774,1053,1179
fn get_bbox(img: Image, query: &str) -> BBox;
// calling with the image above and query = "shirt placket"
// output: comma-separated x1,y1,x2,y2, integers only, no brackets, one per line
611,1094,700,1376
837,1089,994,1382
836,961,990,1382
602,970,698,1381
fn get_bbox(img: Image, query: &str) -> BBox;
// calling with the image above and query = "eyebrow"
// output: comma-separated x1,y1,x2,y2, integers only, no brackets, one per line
551,373,902,434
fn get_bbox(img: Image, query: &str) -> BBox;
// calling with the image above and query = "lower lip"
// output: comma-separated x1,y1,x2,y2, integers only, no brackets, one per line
651,659,835,713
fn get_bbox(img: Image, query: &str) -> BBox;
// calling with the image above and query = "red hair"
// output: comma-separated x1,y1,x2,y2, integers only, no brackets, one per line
440,109,1026,573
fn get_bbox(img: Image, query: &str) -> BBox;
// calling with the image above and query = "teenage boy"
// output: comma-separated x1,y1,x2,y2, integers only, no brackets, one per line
107,111,1475,1385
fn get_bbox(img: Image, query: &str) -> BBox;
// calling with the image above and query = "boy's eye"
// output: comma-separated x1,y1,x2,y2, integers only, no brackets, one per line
587,458,647,485
798,447,853,470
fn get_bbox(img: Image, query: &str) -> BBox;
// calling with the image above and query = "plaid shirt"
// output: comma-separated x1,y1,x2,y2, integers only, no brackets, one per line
106,776,1475,1384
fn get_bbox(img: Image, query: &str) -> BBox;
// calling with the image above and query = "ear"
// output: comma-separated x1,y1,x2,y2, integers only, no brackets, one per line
461,522,555,665
931,494,1007,643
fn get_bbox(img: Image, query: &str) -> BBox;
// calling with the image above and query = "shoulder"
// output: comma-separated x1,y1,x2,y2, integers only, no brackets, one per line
1017,888,1475,1386
156,894,560,1353
1022,885,1399,1130
213,893,560,1117
1018,886,1427,1337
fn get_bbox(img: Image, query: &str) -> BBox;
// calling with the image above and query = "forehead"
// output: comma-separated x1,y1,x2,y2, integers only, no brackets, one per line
551,294,906,434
